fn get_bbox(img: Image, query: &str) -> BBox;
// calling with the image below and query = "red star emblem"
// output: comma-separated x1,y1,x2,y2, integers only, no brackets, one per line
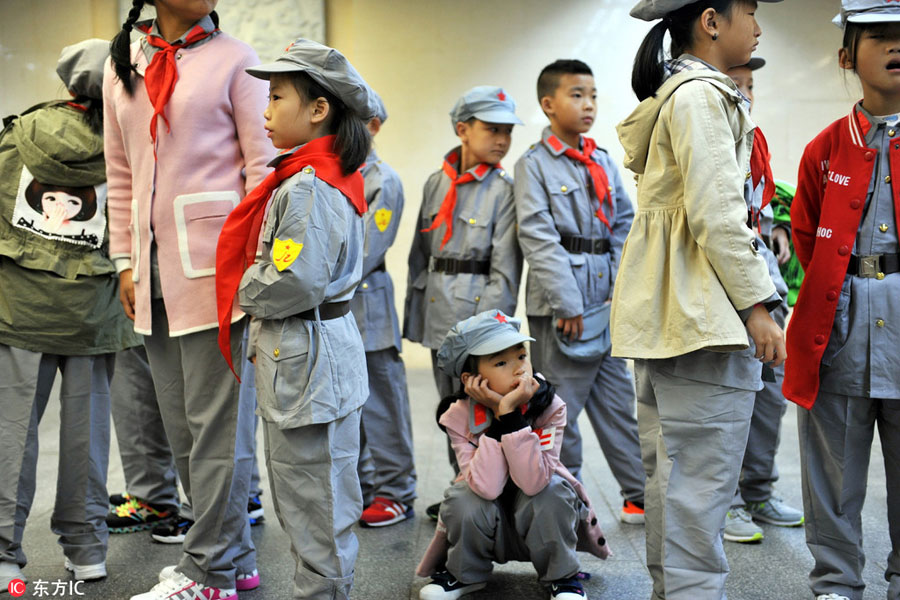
497,91,506,101
494,312,507,323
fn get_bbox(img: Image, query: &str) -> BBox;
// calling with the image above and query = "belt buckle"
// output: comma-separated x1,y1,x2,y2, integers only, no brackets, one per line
428,256,437,272
858,255,880,278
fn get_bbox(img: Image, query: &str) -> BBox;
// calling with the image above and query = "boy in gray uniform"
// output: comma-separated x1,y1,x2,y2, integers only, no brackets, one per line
353,91,417,527
403,86,524,405
723,57,804,543
514,59,645,523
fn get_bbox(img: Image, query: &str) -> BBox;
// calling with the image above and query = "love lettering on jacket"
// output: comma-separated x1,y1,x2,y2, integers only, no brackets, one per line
11,167,107,249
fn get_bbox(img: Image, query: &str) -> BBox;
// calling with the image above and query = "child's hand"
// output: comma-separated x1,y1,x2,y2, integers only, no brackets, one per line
746,304,786,367
497,375,539,417
772,228,792,265
557,315,584,341
119,270,136,321
462,373,504,417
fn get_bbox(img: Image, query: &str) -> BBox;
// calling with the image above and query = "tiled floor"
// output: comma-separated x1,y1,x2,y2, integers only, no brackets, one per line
12,368,893,599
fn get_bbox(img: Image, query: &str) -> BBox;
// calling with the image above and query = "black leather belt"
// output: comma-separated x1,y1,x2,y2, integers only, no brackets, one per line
847,253,900,278
297,301,350,320
560,235,611,255
428,256,491,275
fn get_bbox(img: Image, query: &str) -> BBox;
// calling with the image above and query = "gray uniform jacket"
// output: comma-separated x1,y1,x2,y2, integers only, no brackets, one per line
239,157,368,429
350,149,404,353
514,128,634,318
403,147,522,350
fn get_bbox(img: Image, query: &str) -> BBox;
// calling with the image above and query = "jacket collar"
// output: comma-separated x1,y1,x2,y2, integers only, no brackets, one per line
541,127,583,158
444,147,494,181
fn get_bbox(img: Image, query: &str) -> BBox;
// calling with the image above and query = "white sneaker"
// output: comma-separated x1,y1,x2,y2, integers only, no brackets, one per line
131,571,236,600
815,595,851,600
64,557,107,581
159,565,258,592
0,561,26,592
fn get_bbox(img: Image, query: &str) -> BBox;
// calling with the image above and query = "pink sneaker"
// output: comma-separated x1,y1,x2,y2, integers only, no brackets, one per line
236,569,259,591
130,572,236,600
359,497,413,527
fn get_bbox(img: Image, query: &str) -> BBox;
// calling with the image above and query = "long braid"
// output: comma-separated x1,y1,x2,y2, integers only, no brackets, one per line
109,0,146,95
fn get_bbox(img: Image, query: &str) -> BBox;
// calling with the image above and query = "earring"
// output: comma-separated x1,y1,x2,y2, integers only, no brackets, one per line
712,32,719,41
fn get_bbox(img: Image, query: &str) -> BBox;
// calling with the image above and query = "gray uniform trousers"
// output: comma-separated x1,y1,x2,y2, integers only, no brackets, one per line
263,408,363,600
634,359,755,600
111,343,263,515
442,475,581,585
732,304,789,507
529,316,645,502
799,391,900,600
0,344,113,567
110,346,179,511
357,348,416,506
142,300,256,589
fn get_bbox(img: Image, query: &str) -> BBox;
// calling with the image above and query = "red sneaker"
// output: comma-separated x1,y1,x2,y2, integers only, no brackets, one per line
620,500,645,524
359,497,413,528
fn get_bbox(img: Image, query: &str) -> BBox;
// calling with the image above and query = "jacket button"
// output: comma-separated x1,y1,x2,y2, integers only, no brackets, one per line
746,171,752,180
468,218,477,224
361,283,369,289
499,170,506,177
876,319,885,328
826,290,837,301
890,129,896,137
560,185,568,193
880,223,889,233
598,272,604,278
814,334,826,345
877,272,885,280
887,176,892,183
850,199,862,209
865,151,874,160
430,297,435,303
474,296,480,302
273,348,280,358
303,167,313,174
838,245,850,256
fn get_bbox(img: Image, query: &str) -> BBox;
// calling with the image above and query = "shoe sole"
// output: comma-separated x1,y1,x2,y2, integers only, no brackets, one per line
360,508,414,528
64,558,107,581
236,573,260,591
723,531,764,543
420,581,486,600
620,512,645,525
750,513,804,527
108,521,159,534
151,533,186,544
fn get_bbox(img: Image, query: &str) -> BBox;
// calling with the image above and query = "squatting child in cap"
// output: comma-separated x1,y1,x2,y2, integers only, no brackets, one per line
721,56,805,545
0,39,140,589
613,0,785,597
215,38,373,600
403,85,524,511
513,59,645,524
784,2,900,598
352,90,418,528
415,310,610,600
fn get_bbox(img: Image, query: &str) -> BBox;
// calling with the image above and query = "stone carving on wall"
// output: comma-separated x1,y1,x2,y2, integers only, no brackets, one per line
117,0,325,62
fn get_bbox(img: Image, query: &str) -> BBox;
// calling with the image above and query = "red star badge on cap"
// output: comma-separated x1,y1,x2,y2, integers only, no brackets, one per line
494,312,507,323
497,91,506,101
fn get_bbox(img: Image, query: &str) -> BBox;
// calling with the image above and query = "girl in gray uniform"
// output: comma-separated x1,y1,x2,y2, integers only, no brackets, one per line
785,2,900,599
613,0,785,597
216,38,373,600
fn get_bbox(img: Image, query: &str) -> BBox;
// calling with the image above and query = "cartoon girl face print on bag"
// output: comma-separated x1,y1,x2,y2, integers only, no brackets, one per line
12,167,107,248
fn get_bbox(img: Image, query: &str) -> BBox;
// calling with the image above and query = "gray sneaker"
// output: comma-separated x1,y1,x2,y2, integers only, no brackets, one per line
745,496,804,527
724,507,764,543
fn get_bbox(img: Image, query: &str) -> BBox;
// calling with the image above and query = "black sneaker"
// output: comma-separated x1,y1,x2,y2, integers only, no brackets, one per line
248,494,264,526
107,496,174,533
550,576,587,599
419,570,486,599
425,502,441,521
150,517,194,544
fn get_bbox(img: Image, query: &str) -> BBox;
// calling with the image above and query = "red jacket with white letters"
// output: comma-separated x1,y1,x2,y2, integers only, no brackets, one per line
784,105,900,408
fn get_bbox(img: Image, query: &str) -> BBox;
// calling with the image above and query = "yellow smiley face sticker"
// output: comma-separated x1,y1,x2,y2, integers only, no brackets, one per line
374,208,392,233
272,237,303,272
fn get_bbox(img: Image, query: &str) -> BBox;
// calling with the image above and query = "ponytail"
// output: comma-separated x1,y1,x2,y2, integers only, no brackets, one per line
110,0,145,95
630,0,740,101
287,72,371,175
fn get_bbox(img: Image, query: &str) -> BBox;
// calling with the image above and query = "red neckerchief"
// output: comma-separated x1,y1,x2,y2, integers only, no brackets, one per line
141,22,218,155
749,127,775,210
422,151,495,249
558,136,613,231
215,135,366,377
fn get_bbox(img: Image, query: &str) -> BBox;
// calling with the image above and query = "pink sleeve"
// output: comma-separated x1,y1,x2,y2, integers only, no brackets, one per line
228,48,273,193
501,400,566,496
102,61,133,262
442,402,509,501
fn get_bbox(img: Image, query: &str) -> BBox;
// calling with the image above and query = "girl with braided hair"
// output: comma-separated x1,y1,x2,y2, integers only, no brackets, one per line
103,1,273,599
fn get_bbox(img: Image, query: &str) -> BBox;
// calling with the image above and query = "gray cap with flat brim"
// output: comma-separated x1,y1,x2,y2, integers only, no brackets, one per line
368,88,388,123
833,0,900,28
437,310,535,379
56,38,109,100
631,0,783,21
449,85,523,133
246,38,373,118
